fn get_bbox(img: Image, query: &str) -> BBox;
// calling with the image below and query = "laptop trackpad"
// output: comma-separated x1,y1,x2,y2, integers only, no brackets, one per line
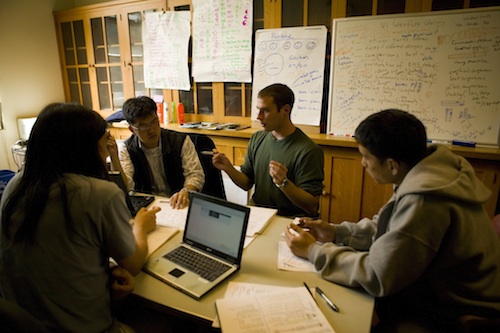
169,268,185,278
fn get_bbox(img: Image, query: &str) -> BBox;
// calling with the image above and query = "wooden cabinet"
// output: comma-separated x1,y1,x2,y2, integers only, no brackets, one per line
321,144,500,223
161,0,255,126
321,146,365,224
54,0,166,119
467,159,500,217
110,124,500,222
55,0,498,123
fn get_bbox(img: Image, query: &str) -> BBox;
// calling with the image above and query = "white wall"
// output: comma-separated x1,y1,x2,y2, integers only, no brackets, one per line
0,0,65,170
0,0,118,170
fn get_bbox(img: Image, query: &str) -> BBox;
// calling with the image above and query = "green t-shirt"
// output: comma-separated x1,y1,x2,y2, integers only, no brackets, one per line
241,128,324,217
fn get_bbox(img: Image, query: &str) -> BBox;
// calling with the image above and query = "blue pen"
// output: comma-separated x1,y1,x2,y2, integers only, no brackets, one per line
452,140,476,147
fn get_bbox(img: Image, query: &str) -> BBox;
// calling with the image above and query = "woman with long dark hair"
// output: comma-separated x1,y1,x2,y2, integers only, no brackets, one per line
0,103,159,332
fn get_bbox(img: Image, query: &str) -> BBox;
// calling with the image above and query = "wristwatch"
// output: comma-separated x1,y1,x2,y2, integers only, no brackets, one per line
182,187,195,193
275,178,288,189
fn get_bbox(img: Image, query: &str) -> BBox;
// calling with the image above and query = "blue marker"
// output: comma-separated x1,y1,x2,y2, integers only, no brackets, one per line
452,140,476,147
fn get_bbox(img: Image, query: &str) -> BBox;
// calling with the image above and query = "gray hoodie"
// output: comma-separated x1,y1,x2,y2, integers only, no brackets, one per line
309,145,500,327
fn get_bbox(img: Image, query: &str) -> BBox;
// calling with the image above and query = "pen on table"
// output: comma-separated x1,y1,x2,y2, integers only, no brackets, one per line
316,286,340,312
200,151,214,156
303,282,318,304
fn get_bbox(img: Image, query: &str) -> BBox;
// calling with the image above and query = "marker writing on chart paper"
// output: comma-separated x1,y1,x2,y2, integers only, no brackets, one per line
452,140,476,147
303,282,318,304
315,286,340,312
200,151,214,156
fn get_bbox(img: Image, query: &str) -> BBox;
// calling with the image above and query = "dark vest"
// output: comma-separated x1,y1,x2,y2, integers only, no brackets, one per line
125,129,186,196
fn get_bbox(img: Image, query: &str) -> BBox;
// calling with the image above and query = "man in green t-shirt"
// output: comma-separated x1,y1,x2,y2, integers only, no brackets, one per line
212,83,324,217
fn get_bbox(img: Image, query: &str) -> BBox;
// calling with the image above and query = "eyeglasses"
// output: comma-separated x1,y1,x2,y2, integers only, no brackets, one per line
130,118,160,131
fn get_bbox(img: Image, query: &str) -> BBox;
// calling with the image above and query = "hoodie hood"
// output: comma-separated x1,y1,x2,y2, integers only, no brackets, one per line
396,144,491,204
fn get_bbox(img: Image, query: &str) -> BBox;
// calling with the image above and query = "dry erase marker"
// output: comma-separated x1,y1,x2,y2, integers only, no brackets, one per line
427,140,449,144
452,140,476,147
316,286,339,312
201,151,214,156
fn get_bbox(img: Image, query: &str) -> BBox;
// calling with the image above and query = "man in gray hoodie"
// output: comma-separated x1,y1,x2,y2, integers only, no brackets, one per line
286,109,500,332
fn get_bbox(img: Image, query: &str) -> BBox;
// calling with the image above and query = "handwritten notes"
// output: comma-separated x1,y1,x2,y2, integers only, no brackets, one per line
143,11,191,90
278,240,317,272
252,26,328,126
192,0,253,82
216,283,335,333
328,8,500,145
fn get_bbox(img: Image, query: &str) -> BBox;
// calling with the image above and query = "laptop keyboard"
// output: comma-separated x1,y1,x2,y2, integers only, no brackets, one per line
164,246,231,282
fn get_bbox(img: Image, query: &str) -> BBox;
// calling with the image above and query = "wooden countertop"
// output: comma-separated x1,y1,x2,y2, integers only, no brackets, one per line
110,122,500,161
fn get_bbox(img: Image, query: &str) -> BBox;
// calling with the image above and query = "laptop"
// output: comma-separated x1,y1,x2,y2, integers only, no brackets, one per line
108,171,154,217
143,192,250,299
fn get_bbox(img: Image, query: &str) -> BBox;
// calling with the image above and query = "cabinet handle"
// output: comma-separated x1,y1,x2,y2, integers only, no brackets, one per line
322,190,330,197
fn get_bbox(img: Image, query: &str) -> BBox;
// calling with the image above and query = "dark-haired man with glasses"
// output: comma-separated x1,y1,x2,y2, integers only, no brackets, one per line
111,96,204,209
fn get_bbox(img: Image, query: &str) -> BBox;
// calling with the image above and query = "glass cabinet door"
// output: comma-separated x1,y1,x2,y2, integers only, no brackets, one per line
281,0,333,28
346,0,406,16
55,0,165,115
91,15,123,111
60,20,92,109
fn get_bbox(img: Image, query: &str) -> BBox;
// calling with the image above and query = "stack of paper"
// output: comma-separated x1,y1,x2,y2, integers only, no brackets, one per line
215,282,335,333
245,206,277,236
154,198,277,237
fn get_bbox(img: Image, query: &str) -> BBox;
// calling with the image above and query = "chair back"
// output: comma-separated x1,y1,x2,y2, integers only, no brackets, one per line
0,170,16,200
188,133,226,199
492,214,500,238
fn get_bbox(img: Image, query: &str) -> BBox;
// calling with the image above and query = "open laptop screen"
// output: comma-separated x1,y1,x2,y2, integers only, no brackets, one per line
184,193,249,263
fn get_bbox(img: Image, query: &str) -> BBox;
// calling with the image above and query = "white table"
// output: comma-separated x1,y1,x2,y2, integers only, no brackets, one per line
134,215,375,333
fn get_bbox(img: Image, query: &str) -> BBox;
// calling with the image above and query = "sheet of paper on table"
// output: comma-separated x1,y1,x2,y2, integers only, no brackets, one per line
278,240,317,272
215,282,335,333
153,198,277,237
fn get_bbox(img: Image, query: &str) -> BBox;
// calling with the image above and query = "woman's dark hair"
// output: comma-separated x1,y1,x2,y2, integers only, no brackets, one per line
354,109,427,167
2,103,108,244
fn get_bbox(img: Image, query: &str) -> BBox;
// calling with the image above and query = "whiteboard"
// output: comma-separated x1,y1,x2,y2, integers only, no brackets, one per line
327,7,500,145
251,26,327,126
